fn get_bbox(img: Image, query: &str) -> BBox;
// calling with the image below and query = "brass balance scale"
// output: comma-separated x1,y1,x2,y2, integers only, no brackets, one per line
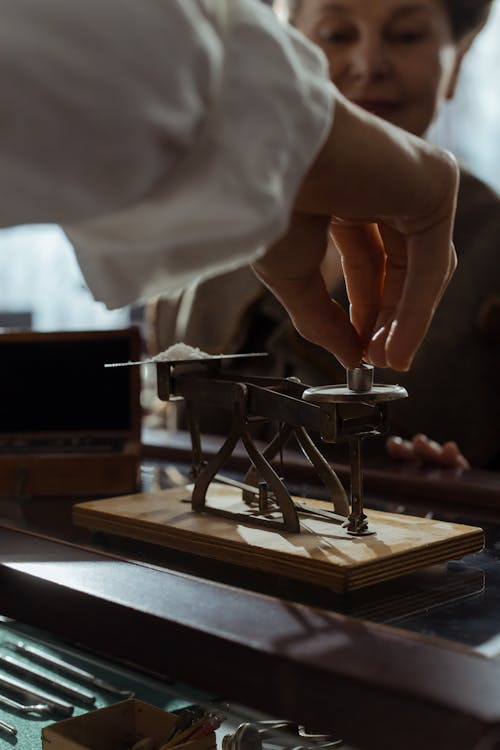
74,354,483,592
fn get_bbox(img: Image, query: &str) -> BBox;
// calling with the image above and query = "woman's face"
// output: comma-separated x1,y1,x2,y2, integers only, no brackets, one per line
294,0,464,136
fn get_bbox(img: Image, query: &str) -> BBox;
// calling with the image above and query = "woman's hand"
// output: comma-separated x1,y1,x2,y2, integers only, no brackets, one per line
386,434,470,469
253,94,458,372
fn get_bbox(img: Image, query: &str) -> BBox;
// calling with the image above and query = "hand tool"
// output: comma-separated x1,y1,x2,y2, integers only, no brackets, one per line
0,671,73,716
3,640,133,698
0,653,96,706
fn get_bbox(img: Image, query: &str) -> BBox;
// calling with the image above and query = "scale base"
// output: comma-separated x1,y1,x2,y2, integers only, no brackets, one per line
73,484,484,593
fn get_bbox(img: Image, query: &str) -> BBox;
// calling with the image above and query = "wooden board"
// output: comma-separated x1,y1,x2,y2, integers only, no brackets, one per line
73,484,484,592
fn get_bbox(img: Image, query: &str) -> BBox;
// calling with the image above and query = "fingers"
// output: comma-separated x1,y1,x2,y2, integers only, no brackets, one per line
256,153,457,373
253,263,363,367
329,222,385,351
380,151,458,370
383,225,456,371
386,434,470,469
295,98,459,372
366,219,456,371
440,441,470,469
412,434,469,468
412,434,455,465
330,218,456,372
365,223,407,368
252,212,364,368
386,436,415,461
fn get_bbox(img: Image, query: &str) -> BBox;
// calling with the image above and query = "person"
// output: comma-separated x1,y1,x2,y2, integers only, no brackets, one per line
290,0,499,469
0,1,456,379
148,0,499,469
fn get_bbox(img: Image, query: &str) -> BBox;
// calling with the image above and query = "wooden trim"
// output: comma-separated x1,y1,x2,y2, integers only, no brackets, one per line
0,525,499,749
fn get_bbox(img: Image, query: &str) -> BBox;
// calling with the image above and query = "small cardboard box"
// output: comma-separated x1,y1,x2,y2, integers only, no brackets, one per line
42,699,216,750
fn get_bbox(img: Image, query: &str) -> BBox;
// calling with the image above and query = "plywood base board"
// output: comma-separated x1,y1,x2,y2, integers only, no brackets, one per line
73,484,484,592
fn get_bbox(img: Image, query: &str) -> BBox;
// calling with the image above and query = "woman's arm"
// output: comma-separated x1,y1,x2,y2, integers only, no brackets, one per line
0,0,458,375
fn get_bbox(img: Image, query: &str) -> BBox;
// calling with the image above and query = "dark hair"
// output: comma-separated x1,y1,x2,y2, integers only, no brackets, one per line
284,0,494,40
444,0,493,40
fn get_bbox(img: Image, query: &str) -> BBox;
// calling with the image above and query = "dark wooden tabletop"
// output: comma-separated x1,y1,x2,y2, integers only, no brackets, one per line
0,521,500,750
0,431,498,750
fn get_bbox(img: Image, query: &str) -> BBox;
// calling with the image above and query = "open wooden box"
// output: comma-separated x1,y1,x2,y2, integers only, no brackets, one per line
42,699,216,750
0,328,141,497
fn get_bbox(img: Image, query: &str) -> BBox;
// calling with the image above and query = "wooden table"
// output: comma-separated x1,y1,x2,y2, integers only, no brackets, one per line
0,432,498,750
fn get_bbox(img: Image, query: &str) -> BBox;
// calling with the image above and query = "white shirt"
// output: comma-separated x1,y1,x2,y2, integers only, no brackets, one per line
0,0,335,308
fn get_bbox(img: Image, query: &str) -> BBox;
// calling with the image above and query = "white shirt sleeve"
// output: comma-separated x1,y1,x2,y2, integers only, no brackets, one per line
0,0,335,308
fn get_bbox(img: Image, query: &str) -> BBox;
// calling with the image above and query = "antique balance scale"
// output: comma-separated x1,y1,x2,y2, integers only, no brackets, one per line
74,354,483,592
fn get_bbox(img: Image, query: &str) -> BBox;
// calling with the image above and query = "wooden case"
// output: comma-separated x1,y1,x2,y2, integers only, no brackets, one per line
0,328,141,497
